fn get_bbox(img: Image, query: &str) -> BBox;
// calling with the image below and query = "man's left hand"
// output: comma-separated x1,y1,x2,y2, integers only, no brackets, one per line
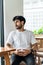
17,49,31,56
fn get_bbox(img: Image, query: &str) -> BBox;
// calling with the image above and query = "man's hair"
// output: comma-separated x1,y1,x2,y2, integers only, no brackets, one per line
13,16,26,24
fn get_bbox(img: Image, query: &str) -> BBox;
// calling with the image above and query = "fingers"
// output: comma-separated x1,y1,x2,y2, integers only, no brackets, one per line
14,50,29,56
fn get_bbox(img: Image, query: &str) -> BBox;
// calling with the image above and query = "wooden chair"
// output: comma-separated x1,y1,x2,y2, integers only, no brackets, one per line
34,39,43,65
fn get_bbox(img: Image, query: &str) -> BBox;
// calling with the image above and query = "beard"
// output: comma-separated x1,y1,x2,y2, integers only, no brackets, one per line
15,25,22,29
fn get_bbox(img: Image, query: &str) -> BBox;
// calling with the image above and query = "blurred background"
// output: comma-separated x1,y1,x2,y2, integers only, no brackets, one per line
0,0,43,65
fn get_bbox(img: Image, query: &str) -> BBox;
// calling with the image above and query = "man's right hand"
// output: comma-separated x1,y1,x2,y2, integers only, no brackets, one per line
14,49,31,56
14,50,25,56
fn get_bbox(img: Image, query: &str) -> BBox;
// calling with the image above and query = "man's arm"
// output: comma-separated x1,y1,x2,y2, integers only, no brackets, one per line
31,43,38,51
6,43,13,48
5,43,25,56
5,43,13,48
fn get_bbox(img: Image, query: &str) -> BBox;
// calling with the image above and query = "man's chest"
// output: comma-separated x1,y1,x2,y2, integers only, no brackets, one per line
13,33,31,44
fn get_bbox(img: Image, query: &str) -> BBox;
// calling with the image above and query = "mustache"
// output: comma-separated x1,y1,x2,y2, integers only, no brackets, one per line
15,25,18,27
15,25,22,29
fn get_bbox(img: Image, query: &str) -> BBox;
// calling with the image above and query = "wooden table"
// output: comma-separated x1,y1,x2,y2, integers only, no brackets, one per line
0,47,16,65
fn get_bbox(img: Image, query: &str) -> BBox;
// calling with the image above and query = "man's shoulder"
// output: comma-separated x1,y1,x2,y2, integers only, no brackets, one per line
25,30,34,36
25,29,33,33
9,31,16,35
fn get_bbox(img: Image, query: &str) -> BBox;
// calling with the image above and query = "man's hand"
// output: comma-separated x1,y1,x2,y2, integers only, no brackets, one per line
14,49,31,56
21,49,31,56
14,50,25,56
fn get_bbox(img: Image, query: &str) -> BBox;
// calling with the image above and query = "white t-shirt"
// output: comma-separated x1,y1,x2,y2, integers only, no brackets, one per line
6,30,37,50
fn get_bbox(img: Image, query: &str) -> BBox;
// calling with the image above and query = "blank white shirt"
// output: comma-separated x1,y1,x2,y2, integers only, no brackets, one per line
6,30,37,50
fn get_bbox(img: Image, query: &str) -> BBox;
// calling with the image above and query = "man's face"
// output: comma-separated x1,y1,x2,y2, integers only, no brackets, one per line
14,20,23,29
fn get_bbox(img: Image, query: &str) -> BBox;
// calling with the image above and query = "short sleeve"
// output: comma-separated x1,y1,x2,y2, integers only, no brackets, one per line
6,32,14,45
30,32,37,45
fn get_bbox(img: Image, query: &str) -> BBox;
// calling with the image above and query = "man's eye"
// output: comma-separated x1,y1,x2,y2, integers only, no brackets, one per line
15,21,18,23
16,21,18,22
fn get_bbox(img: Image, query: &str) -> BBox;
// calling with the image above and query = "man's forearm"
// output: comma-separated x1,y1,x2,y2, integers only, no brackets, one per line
6,43,13,48
6,43,16,54
31,43,38,51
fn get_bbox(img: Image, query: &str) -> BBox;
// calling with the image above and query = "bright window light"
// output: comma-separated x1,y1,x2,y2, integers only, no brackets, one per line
23,0,43,34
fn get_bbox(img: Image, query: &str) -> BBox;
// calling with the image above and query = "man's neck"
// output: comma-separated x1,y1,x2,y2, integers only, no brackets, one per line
17,27,25,32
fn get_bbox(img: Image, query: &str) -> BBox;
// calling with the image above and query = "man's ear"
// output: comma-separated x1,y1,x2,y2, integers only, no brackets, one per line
21,21,24,25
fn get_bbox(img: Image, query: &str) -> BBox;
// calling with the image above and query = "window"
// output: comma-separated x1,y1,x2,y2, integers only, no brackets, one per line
23,0,43,34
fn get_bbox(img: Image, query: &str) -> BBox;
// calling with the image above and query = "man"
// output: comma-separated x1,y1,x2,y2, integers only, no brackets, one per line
6,16,37,65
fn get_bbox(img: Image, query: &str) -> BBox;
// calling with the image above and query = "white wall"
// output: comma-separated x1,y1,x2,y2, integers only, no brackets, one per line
4,0,23,43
